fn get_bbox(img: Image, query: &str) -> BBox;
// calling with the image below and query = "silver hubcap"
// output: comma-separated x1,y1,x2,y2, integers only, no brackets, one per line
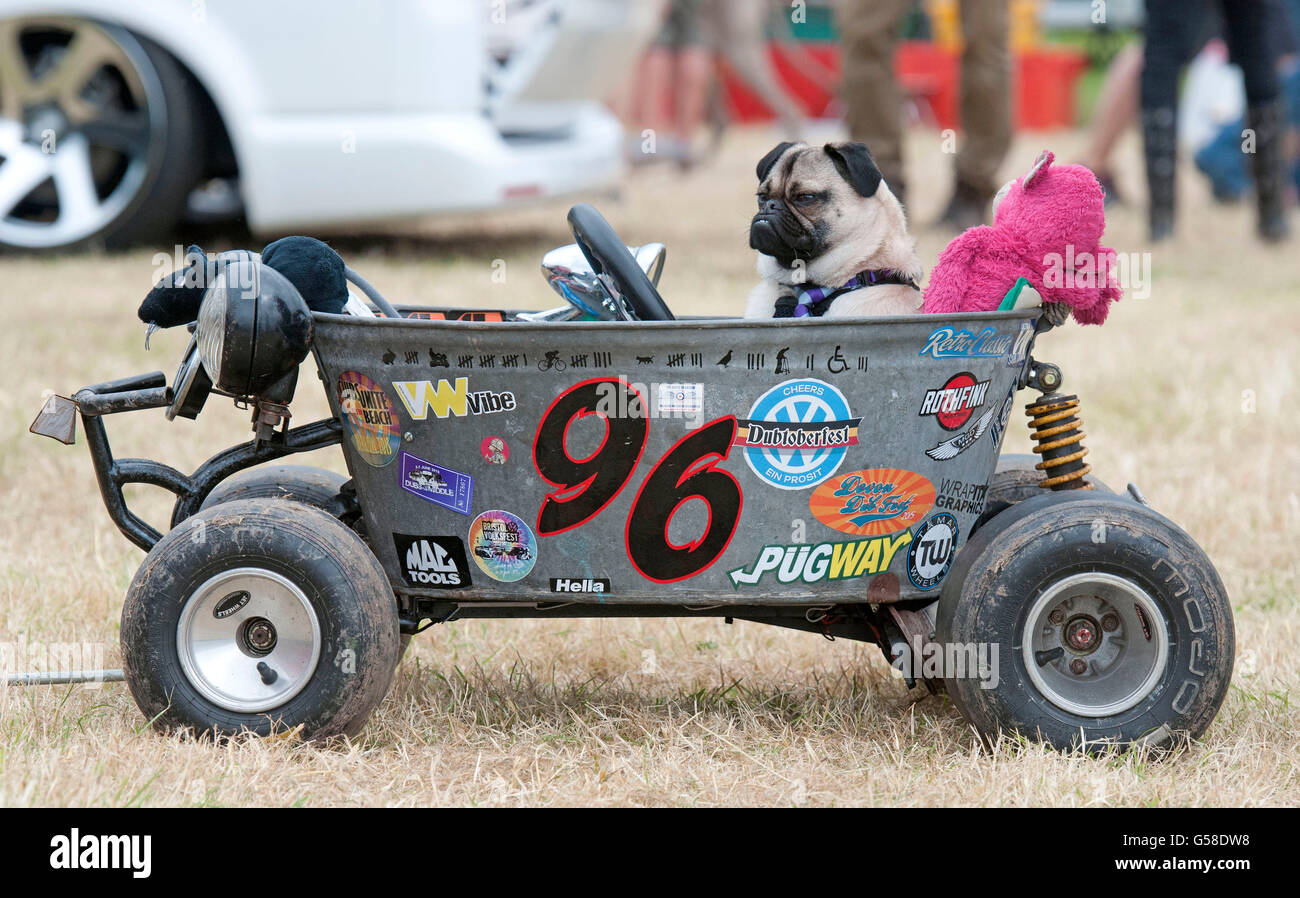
177,568,322,714
1021,572,1169,718
0,17,159,247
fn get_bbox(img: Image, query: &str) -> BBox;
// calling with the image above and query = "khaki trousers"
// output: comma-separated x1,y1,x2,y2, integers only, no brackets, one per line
837,0,1011,198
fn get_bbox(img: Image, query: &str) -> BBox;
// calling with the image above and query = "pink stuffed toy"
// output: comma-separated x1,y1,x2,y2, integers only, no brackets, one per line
921,150,1122,325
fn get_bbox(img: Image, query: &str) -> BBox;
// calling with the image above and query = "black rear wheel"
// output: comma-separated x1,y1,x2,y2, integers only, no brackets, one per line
121,499,400,739
938,492,1234,751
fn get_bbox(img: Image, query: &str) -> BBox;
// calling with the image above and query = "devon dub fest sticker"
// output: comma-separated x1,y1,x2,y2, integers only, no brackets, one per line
467,510,536,582
338,371,400,467
808,468,935,536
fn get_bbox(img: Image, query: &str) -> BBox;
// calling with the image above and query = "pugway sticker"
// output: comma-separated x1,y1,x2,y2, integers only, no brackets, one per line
734,378,860,490
728,532,912,586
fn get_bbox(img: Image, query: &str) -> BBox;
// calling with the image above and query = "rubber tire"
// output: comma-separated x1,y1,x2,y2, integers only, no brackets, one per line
121,499,400,740
199,466,414,660
98,32,204,249
0,24,203,252
937,491,1234,751
201,465,350,515
971,453,1111,535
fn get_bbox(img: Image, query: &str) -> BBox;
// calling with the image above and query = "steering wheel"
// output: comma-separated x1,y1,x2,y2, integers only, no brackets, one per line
567,204,675,321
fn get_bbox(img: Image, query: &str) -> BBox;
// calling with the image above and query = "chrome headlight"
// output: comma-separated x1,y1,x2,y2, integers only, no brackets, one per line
196,276,228,379
194,255,313,399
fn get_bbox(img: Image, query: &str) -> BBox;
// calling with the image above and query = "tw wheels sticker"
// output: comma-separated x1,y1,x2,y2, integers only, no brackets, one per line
734,378,860,490
907,513,958,590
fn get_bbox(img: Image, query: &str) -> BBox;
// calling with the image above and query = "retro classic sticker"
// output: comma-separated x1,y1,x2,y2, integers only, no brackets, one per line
919,326,1014,360
808,468,936,536
734,378,860,490
398,451,473,515
338,371,401,467
392,533,473,589
907,513,958,590
467,510,536,582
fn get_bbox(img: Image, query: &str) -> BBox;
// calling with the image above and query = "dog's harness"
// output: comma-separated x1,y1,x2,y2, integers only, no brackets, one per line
773,269,919,318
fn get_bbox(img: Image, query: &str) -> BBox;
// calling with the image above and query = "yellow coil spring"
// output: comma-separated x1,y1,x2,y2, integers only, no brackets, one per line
1025,393,1093,489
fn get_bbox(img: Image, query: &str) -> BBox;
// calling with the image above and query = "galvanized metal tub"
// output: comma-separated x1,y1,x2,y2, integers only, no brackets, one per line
311,309,1040,605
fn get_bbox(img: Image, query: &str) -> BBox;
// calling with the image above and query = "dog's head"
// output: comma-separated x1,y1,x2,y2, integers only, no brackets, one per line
749,141,897,274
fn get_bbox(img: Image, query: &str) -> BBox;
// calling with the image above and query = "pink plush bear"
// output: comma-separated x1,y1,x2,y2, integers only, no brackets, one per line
921,150,1121,325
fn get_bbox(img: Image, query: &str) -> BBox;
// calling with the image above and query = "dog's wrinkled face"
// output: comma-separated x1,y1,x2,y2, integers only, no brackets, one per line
748,141,885,269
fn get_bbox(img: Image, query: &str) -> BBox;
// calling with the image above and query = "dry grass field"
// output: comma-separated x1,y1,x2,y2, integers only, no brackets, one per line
1,125,1297,806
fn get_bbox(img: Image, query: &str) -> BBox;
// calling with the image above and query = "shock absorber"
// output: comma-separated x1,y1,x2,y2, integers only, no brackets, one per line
1024,362,1092,490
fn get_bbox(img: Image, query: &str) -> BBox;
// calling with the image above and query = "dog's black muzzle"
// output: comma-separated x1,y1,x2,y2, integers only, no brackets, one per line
749,201,816,268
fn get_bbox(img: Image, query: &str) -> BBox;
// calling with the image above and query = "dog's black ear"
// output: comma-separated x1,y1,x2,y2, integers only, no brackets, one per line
824,142,882,197
756,141,797,182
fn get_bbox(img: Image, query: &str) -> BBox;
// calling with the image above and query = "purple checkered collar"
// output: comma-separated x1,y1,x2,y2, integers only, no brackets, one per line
774,269,919,319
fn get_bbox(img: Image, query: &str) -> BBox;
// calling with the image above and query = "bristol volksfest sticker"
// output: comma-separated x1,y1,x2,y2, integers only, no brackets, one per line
338,371,401,467
467,509,537,582
734,378,860,490
907,513,958,590
398,451,473,515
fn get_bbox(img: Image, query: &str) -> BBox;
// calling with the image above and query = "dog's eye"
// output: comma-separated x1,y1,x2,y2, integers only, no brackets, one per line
794,192,820,205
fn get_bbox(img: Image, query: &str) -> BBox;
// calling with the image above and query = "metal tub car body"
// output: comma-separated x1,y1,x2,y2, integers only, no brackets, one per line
33,216,1233,749
313,310,1037,607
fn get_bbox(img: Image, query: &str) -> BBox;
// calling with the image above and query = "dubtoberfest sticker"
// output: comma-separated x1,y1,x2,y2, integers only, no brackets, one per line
338,371,400,467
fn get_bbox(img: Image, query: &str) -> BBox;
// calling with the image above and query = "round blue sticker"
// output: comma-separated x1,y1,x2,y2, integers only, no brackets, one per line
735,378,860,490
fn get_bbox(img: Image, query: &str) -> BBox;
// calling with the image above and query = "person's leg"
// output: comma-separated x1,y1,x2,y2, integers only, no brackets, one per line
1141,0,1197,240
838,0,910,202
1220,0,1290,239
1080,41,1144,202
948,0,1012,227
672,45,714,155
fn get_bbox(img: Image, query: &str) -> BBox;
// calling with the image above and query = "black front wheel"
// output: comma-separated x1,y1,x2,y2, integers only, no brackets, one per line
121,499,400,739
938,492,1234,751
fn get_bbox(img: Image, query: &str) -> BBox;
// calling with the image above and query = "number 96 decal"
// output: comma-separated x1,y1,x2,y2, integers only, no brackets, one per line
533,378,743,583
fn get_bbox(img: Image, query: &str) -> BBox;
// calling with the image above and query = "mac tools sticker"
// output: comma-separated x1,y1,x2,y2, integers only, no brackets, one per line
392,534,473,589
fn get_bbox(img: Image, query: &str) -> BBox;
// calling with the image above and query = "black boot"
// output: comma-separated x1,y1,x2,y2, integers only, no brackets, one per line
1142,105,1177,242
936,178,989,232
1247,99,1290,242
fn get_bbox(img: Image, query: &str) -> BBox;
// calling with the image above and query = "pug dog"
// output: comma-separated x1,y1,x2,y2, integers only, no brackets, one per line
743,141,923,319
